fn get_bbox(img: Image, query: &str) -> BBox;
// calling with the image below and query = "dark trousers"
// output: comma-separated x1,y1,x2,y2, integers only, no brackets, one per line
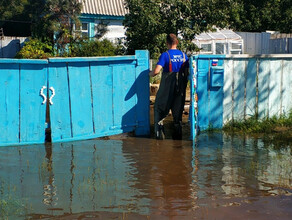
154,71,187,139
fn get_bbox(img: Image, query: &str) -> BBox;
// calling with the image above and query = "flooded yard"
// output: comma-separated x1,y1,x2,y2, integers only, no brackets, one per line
0,132,292,219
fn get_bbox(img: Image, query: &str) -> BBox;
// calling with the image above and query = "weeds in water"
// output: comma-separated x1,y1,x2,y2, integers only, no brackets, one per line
0,196,28,219
223,112,292,134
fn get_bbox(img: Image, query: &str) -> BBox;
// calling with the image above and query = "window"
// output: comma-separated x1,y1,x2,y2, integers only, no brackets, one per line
81,23,89,38
230,43,242,54
73,22,89,38
216,43,226,54
200,44,212,53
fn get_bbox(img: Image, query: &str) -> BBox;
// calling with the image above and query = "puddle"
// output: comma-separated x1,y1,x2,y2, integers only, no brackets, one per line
0,132,292,219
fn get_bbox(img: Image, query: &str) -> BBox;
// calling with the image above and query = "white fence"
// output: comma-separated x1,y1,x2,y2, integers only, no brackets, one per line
236,32,292,54
223,54,292,123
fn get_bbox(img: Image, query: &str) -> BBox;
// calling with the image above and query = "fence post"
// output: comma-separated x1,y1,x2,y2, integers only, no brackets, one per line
134,50,150,136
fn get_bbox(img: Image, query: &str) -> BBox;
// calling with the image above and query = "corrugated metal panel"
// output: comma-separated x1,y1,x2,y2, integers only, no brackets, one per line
81,0,128,16
195,29,242,41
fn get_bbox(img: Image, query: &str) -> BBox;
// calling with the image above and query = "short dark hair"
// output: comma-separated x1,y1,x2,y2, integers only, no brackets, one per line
166,33,178,45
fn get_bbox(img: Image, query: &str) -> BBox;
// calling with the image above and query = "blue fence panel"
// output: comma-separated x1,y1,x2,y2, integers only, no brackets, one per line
47,62,72,141
133,50,150,136
282,59,292,114
245,59,257,118
68,62,94,138
112,64,137,132
91,64,114,134
193,55,225,135
0,50,150,146
191,54,292,138
233,60,245,120
268,59,282,117
0,59,48,146
20,62,48,144
209,60,224,129
0,63,20,145
258,59,270,118
189,56,196,140
196,58,209,131
48,50,150,143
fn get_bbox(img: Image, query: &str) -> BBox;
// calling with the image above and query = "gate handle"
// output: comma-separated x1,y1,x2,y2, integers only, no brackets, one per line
40,86,47,105
49,87,55,105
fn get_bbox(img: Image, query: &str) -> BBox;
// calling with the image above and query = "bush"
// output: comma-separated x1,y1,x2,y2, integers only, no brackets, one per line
16,38,122,58
15,39,53,59
68,39,117,57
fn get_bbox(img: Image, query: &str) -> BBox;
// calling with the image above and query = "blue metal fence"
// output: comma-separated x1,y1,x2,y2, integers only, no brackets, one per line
0,50,150,146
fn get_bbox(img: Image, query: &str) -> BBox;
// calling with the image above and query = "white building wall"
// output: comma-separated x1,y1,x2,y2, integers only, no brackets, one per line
100,20,126,42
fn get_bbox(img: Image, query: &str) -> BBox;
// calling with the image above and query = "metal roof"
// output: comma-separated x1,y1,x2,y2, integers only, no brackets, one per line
81,0,128,16
195,29,242,41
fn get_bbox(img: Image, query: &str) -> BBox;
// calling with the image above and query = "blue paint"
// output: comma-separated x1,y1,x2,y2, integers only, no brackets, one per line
0,62,47,146
80,14,125,20
0,59,48,64
91,65,114,134
245,59,257,117
49,51,150,143
197,58,210,131
48,62,72,142
191,55,225,132
191,55,292,135
189,56,196,140
49,56,136,63
210,66,224,87
68,62,94,138
130,50,150,136
113,64,136,132
209,66,224,128
19,64,47,144
0,51,150,146
0,64,20,145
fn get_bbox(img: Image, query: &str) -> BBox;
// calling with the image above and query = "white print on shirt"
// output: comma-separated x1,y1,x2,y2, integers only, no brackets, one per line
171,55,184,62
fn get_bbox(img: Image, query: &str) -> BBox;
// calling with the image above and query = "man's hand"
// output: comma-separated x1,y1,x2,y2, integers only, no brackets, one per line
149,65,162,77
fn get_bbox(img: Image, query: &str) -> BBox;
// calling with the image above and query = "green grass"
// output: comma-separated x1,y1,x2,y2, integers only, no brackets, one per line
223,111,292,134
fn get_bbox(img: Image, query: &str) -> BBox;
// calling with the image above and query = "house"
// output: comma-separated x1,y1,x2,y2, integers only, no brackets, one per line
79,0,128,42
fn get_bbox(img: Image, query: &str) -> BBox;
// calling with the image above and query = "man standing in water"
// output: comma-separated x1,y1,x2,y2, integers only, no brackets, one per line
149,34,189,140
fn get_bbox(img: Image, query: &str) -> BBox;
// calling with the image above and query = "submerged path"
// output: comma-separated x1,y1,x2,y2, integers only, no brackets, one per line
0,132,292,219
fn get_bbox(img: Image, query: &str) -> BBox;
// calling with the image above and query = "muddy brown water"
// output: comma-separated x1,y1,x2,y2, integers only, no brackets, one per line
1,129,292,220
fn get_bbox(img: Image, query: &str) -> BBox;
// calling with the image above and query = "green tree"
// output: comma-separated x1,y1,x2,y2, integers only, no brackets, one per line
0,0,83,38
227,0,292,33
124,0,233,58
124,0,292,58
0,0,31,36
33,0,82,52
0,0,28,20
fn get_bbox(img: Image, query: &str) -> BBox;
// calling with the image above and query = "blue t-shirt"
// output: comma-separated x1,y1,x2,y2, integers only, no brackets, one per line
157,49,188,72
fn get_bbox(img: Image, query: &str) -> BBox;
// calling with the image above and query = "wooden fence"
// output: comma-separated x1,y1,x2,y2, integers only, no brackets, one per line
190,54,292,139
0,50,150,146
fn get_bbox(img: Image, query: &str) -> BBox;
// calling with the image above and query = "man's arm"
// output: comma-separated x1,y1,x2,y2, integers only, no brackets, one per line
149,65,162,77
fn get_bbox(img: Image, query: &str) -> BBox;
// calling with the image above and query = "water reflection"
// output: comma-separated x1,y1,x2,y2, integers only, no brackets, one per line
194,133,292,201
0,133,291,219
121,139,193,218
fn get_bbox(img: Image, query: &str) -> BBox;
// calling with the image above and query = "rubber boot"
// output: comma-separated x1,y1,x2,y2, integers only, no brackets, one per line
172,122,182,140
155,120,165,140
